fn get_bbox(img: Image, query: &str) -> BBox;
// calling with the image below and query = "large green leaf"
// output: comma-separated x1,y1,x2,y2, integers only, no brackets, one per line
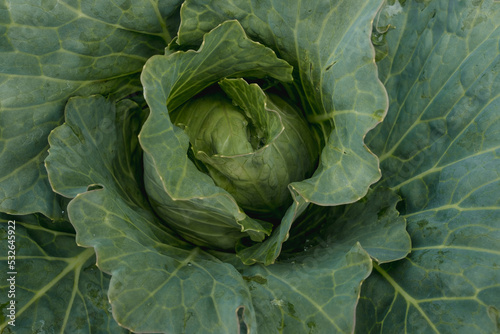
0,0,182,218
358,0,500,332
231,187,411,332
45,95,256,333
210,187,408,333
231,243,372,334
284,187,411,264
238,186,411,266
177,0,388,206
0,213,125,333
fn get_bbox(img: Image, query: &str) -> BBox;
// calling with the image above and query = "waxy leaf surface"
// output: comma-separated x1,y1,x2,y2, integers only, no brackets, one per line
0,213,124,333
0,0,182,217
358,1,500,333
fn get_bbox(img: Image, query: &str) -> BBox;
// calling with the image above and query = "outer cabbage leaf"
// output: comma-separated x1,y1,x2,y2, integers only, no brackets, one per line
177,0,388,207
0,0,182,218
236,186,411,267
207,187,408,333
46,95,256,333
139,20,294,251
0,213,125,333
358,0,500,332
225,188,409,333
284,187,411,264
229,243,372,334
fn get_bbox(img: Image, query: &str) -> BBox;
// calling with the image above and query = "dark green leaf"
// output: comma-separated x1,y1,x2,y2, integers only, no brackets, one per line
359,1,500,332
0,0,182,217
219,243,372,334
0,213,125,333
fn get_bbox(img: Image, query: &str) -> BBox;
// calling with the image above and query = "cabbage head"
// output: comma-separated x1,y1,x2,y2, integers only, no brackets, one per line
145,81,319,249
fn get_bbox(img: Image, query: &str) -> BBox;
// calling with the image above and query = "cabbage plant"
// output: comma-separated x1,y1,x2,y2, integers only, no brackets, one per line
0,0,499,333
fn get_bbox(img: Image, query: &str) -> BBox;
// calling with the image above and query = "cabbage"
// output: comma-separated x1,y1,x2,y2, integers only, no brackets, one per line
1,0,498,333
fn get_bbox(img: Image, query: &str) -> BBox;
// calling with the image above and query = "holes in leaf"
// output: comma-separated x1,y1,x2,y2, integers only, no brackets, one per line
236,306,248,334
87,184,103,191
